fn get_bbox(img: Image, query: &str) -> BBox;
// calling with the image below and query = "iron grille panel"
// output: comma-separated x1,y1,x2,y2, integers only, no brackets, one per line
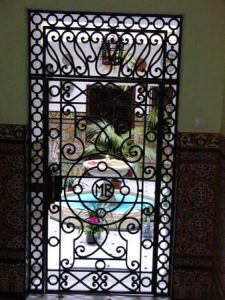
28,10,182,296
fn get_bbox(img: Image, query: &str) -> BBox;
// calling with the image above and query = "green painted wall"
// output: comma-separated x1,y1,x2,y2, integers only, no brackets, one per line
0,0,224,133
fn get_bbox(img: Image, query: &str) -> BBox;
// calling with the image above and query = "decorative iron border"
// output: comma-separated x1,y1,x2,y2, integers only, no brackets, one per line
28,10,182,296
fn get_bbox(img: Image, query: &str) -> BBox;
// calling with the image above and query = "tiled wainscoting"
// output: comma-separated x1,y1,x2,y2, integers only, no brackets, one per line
0,125,26,298
173,133,220,299
213,136,225,299
0,125,224,299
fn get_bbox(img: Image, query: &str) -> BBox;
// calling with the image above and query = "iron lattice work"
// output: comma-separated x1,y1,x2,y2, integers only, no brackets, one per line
28,11,182,296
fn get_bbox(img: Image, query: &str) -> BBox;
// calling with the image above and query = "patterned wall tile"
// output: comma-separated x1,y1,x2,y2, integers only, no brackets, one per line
175,149,217,257
0,124,25,141
173,269,213,299
178,132,220,150
0,124,25,295
213,136,225,299
0,262,24,294
173,132,221,299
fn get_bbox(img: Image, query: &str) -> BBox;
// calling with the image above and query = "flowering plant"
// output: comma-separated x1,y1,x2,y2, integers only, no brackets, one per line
77,202,116,238
84,215,103,236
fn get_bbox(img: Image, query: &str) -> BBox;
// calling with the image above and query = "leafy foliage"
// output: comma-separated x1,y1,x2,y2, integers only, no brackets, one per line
84,216,103,235
85,119,133,159
85,119,157,169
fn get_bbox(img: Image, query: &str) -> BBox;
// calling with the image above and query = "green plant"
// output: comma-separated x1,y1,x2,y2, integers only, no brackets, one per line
77,204,104,237
85,119,157,177
122,51,136,70
147,106,158,130
83,215,103,236
66,178,74,188
78,200,118,237
147,106,172,133
85,119,133,159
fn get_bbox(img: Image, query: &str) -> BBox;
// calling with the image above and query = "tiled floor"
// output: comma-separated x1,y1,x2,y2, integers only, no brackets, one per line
45,179,156,293
48,221,153,271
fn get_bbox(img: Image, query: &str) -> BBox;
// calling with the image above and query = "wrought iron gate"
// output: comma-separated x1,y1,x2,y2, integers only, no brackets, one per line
28,11,182,296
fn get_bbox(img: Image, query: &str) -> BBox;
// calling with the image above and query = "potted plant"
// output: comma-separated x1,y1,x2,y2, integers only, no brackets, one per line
84,215,103,244
121,51,147,73
77,201,105,245
78,201,118,245
66,178,74,192
111,178,122,189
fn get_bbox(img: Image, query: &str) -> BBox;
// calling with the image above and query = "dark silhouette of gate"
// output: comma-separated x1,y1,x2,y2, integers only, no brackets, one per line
28,10,182,296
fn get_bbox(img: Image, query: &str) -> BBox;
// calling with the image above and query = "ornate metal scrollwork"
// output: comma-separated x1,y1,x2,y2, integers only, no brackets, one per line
28,11,182,296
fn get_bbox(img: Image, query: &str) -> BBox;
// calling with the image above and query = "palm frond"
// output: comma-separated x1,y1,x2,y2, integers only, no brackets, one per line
85,119,133,158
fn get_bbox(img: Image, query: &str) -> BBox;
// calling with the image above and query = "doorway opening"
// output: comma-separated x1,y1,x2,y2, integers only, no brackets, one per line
28,11,182,296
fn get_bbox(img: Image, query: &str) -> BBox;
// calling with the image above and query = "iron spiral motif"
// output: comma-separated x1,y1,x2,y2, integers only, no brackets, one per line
28,11,182,295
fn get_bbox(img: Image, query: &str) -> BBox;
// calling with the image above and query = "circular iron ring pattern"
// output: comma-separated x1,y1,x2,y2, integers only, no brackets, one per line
64,156,139,226
29,10,182,295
